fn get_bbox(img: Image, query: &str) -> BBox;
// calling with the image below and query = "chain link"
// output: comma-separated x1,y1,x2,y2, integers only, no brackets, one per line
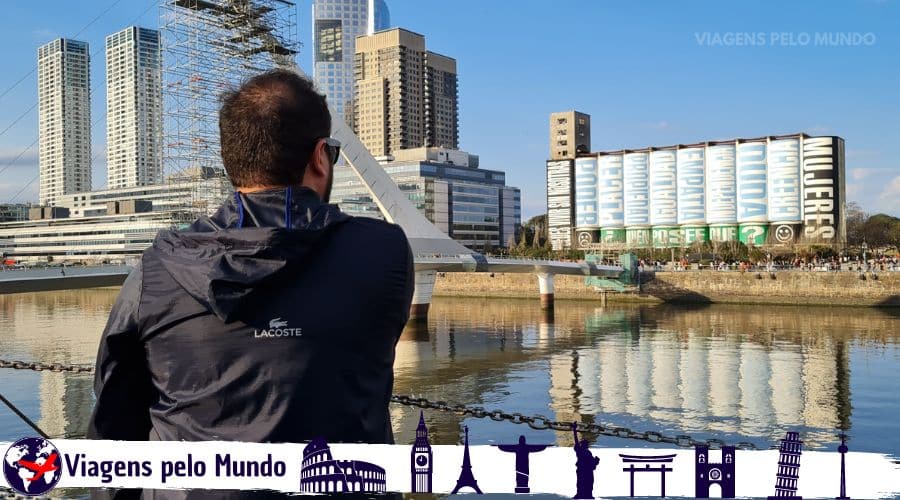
390,394,762,450
0,359,93,374
0,359,761,450
0,486,53,499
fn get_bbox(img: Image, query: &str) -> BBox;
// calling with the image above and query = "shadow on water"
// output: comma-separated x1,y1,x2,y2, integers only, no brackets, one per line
875,295,900,311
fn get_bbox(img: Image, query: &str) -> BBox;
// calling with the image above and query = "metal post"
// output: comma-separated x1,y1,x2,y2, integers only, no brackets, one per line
537,272,555,310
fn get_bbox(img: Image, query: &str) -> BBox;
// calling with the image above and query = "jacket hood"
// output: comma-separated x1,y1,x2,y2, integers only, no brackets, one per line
151,186,350,322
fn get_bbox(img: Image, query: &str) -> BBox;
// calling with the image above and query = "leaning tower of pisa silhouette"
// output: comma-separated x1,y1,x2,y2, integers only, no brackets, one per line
768,431,803,500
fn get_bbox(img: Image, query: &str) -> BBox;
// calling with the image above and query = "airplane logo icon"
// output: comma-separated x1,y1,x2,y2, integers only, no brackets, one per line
18,453,59,483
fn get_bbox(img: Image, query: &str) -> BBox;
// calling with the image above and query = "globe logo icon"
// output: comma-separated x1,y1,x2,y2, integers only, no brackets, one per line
3,437,62,496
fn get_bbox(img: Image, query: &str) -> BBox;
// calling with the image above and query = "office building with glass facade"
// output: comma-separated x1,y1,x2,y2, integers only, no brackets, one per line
312,0,390,123
331,147,520,250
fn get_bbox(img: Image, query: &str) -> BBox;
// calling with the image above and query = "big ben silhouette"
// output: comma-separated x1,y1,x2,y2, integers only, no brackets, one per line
411,411,433,492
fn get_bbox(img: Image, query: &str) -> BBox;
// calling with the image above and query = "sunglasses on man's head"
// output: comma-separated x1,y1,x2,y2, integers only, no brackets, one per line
321,137,341,165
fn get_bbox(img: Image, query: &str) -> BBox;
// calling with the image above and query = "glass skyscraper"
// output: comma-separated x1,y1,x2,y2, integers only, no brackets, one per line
312,0,390,123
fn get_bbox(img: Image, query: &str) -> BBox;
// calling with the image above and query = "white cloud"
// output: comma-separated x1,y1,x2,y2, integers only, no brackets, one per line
644,120,670,130
806,125,831,135
0,179,38,203
846,149,881,159
873,175,900,215
31,28,57,40
850,168,876,181
0,147,39,166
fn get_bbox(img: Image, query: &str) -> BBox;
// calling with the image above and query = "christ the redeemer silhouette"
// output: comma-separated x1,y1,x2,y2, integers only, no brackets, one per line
495,435,550,493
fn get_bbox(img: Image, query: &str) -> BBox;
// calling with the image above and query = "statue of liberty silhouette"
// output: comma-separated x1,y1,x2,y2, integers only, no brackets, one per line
572,423,600,499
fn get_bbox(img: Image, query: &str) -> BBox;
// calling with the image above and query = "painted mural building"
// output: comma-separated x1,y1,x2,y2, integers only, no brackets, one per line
547,133,846,250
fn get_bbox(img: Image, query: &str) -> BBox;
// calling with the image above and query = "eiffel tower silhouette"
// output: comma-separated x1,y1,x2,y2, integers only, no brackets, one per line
451,425,483,494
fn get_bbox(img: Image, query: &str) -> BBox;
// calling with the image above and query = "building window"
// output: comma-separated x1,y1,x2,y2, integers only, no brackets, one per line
315,19,343,63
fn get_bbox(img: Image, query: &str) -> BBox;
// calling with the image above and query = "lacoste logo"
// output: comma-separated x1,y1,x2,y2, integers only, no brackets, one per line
254,318,302,338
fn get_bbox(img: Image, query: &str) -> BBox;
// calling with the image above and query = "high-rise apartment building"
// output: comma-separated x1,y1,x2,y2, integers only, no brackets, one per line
105,26,163,189
549,110,590,160
354,28,458,158
424,51,459,150
312,0,390,124
37,39,91,206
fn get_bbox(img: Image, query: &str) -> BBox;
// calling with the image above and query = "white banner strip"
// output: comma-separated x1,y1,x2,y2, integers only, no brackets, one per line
2,440,898,498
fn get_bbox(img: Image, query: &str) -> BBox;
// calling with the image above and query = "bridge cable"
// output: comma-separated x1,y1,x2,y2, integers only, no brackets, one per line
0,0,157,194
8,114,107,202
0,391,49,439
0,103,38,140
0,139,38,179
0,0,128,104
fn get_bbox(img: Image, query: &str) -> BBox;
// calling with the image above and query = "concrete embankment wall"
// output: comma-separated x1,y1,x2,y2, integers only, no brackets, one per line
0,266,130,294
433,271,900,307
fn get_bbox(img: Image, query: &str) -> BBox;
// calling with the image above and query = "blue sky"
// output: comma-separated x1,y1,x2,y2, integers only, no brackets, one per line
0,0,897,218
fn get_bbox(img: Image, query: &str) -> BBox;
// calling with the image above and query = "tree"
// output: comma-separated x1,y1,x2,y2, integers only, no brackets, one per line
521,215,547,248
845,202,867,246
717,241,749,263
860,213,900,248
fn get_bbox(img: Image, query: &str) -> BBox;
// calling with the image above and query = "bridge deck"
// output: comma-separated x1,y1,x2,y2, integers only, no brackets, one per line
414,256,624,277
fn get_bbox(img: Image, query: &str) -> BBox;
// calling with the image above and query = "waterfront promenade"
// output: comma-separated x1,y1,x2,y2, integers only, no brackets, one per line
434,269,900,307
2,264,897,307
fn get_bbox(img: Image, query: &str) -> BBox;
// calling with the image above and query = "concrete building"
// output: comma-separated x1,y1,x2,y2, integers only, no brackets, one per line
549,111,590,160
312,0,390,124
424,51,459,150
54,171,231,218
0,204,35,223
353,28,458,157
105,26,163,189
37,38,92,206
0,210,191,263
331,147,520,250
557,132,846,251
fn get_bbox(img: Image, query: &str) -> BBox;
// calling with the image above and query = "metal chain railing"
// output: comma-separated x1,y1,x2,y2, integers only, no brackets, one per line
0,359,93,374
0,359,761,450
0,487,53,499
389,394,762,450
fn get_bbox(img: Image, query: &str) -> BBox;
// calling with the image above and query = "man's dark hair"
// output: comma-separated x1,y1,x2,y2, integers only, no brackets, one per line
219,69,331,187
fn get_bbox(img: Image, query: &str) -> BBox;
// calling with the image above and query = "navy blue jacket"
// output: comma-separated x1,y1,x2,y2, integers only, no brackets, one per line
88,186,413,448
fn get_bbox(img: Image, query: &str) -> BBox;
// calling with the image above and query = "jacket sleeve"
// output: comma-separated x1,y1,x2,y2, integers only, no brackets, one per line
398,232,415,326
87,261,155,442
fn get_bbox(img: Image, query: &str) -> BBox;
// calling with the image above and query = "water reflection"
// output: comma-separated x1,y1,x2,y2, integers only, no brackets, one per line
390,298,897,453
0,289,118,439
1,291,897,454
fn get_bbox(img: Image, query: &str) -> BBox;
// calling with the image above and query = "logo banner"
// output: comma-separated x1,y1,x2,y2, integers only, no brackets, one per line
3,439,896,498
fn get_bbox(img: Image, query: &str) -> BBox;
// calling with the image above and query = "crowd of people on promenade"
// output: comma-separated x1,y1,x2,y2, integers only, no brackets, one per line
639,255,899,273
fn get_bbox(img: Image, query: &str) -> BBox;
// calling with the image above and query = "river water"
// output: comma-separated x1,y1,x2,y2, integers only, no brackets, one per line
1,290,898,458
